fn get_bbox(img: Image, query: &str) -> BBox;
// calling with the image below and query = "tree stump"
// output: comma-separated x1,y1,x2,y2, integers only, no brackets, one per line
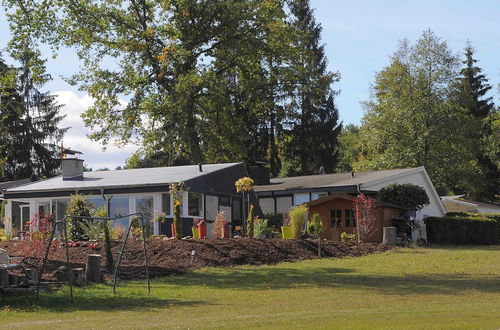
85,254,102,283
0,269,9,287
382,227,397,245
25,268,38,284
72,268,86,286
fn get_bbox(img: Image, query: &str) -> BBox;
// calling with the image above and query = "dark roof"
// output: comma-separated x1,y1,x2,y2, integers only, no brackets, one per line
5,163,241,194
254,168,419,193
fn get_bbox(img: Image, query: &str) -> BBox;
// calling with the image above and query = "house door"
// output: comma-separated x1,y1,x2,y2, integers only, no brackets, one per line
20,205,30,234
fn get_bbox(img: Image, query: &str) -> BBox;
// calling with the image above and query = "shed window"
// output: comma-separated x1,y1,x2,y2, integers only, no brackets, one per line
330,209,342,227
232,198,242,220
161,193,171,215
188,193,202,217
259,198,275,215
345,209,355,227
276,196,293,213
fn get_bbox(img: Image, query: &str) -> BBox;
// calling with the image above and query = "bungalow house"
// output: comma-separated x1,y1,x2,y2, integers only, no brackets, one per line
305,193,407,243
254,167,445,220
2,159,255,238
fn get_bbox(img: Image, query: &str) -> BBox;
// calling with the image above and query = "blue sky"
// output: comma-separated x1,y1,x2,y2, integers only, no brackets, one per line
0,0,499,168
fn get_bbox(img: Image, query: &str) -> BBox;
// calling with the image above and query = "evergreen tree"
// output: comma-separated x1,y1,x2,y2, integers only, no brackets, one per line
282,0,341,176
0,50,67,181
454,44,498,200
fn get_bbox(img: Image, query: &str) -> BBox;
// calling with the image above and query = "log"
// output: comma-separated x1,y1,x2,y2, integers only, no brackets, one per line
382,227,398,245
72,268,86,286
85,254,102,283
0,269,9,287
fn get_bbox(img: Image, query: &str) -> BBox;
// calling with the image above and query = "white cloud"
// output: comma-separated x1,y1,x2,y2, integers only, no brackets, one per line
53,91,138,169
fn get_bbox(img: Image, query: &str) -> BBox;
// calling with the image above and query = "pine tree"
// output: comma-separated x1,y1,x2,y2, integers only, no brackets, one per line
0,50,67,181
454,43,498,200
283,0,341,176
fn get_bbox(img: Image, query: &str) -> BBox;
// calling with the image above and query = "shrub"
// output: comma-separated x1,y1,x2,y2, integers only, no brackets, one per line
254,217,273,238
66,193,93,241
340,232,357,243
307,213,324,239
18,213,59,265
425,216,497,245
265,213,286,230
354,193,378,242
246,204,254,238
112,224,126,240
0,228,7,241
378,183,430,211
173,200,182,238
289,205,308,239
82,220,102,240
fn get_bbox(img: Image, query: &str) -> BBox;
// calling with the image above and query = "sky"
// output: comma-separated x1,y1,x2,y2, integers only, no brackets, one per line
0,0,499,169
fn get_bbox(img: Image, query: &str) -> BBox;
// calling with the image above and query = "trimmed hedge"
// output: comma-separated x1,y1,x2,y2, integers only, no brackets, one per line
445,212,500,243
425,216,498,245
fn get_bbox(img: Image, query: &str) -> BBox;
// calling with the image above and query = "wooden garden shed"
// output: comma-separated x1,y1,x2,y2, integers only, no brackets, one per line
306,193,407,243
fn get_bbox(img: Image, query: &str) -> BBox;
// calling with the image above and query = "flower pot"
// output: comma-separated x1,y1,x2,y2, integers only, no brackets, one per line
281,226,293,239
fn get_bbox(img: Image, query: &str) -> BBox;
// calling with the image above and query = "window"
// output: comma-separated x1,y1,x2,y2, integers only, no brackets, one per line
294,193,310,205
276,196,293,213
205,195,218,220
345,209,355,227
232,198,242,220
330,209,342,227
88,197,106,211
161,193,171,215
55,199,70,221
109,196,130,227
220,195,231,206
38,202,50,216
311,192,328,201
259,198,274,215
188,193,202,216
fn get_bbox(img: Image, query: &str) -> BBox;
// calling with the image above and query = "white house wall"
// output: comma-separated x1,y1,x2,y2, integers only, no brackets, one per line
361,169,445,217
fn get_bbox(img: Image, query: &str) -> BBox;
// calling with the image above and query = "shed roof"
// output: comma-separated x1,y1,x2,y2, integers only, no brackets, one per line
254,168,418,193
5,162,241,194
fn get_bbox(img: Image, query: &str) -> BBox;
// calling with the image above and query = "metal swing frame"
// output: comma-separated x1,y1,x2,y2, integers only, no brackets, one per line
36,213,151,302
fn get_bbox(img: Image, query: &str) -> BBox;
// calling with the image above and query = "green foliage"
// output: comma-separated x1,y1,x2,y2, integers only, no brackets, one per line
254,217,273,238
66,194,93,241
340,232,357,243
264,213,286,230
335,124,361,172
0,228,7,241
307,213,324,239
354,29,492,196
173,201,182,239
246,204,255,238
289,205,308,239
81,221,102,240
425,216,498,245
378,183,430,211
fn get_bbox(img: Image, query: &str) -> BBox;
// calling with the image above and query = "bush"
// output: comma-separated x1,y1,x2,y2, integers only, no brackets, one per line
307,213,324,239
425,216,497,245
378,183,430,211
445,213,500,243
0,228,7,241
289,205,308,239
265,213,286,230
66,193,93,241
340,232,356,243
254,217,273,238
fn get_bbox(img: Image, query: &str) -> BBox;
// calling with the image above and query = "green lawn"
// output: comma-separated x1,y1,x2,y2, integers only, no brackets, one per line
1,245,499,329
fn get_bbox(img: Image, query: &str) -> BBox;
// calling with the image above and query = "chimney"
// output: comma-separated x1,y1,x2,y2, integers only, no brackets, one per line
198,163,203,172
62,158,84,180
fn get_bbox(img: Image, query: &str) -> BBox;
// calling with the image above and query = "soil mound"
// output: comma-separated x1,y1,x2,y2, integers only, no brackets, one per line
1,238,391,280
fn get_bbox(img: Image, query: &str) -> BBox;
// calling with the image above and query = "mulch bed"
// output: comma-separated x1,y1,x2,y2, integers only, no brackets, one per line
1,238,392,281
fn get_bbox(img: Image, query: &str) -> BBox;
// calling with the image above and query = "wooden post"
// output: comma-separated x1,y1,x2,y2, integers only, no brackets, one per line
85,254,102,283
382,227,397,245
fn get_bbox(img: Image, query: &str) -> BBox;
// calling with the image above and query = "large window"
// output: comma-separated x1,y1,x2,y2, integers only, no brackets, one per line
109,196,129,227
232,198,242,220
311,192,328,201
330,209,342,227
88,197,106,212
161,193,171,215
188,193,202,217
55,199,70,221
259,198,274,215
205,195,218,220
38,201,50,216
294,193,310,205
276,196,293,214
345,209,355,227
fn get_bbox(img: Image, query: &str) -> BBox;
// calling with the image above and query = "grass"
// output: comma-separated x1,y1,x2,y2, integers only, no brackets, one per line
1,245,499,329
